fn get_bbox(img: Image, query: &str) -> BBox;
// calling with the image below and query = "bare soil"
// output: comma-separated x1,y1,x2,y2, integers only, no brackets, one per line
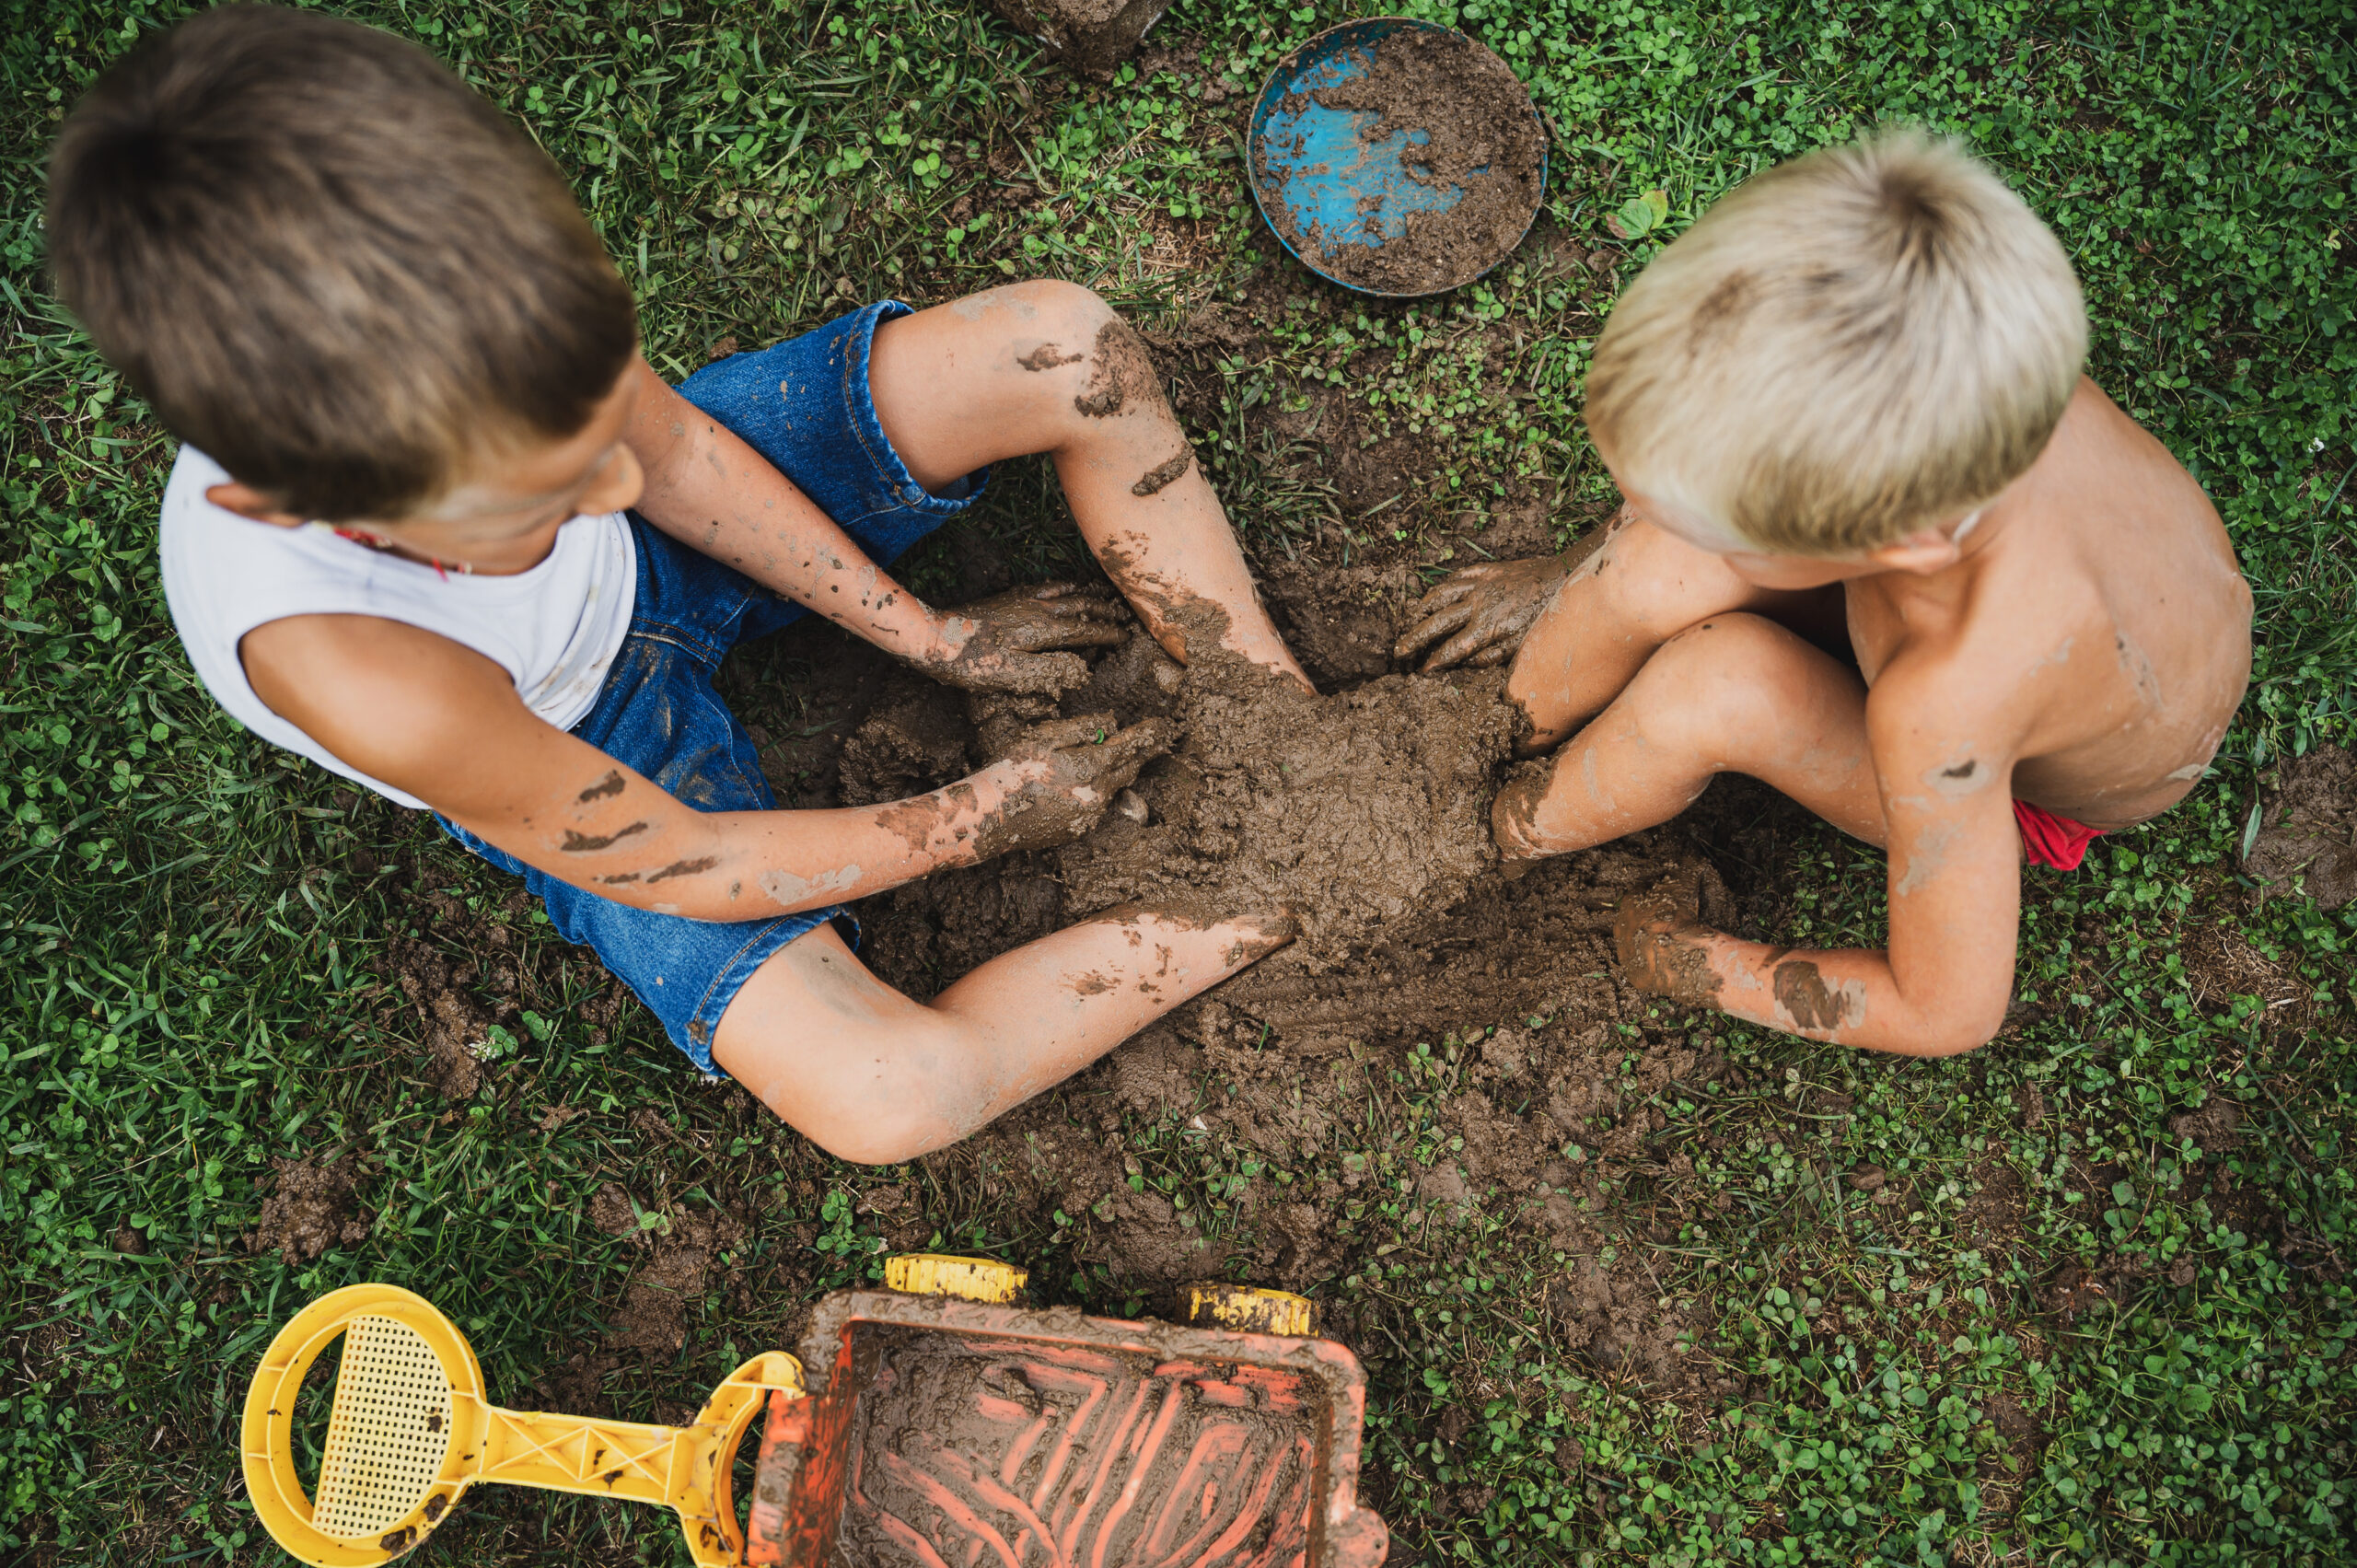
601,1194,751,1357
2246,742,2357,909
722,598,1765,1400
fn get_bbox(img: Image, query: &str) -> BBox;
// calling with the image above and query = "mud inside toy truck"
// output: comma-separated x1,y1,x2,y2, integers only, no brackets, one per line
745,1292,1386,1567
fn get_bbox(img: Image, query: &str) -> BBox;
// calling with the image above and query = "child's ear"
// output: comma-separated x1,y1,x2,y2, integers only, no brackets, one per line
1866,528,1962,575
203,482,308,529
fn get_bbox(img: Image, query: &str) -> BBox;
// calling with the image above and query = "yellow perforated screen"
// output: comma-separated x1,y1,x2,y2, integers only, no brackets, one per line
310,1314,453,1539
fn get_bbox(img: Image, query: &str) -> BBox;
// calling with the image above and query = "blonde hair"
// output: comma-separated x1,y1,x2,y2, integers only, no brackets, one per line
1585,132,2086,555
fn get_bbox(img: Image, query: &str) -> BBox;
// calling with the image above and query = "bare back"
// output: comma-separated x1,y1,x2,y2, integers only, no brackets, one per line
1846,379,2253,829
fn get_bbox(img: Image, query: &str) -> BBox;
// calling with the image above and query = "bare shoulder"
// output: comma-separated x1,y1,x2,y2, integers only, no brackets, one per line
1862,633,2033,765
1945,382,2251,816
2038,381,2244,580
240,613,524,791
2023,383,2251,668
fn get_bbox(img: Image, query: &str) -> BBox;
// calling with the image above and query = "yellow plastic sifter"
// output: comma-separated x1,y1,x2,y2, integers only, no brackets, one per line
240,1283,805,1565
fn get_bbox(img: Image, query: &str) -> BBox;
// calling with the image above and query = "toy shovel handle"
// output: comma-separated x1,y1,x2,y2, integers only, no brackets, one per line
470,1349,805,1566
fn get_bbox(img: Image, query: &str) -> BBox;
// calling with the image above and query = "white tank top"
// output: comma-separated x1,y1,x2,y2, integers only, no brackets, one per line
160,447,637,809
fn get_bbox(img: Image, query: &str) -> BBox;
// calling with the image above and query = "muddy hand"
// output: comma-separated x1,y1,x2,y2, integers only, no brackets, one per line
973,712,1177,858
1396,554,1573,673
918,582,1127,695
1611,886,1722,1008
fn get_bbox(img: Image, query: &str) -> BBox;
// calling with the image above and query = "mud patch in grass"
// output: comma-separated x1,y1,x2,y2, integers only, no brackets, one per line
245,1155,372,1267
2246,742,2357,909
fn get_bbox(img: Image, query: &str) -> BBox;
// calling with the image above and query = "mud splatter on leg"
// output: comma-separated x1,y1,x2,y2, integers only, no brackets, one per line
1131,451,1192,497
1072,318,1152,418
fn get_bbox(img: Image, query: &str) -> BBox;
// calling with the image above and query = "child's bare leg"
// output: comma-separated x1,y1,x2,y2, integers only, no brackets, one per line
1495,614,1885,856
711,908,1292,1164
1506,514,1836,751
868,280,1310,687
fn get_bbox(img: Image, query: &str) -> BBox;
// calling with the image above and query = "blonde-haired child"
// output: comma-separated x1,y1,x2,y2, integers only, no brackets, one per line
1401,133,2251,1056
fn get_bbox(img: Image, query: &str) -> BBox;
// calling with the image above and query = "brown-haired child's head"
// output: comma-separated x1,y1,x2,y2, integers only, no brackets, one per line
1585,132,2087,561
47,3,636,525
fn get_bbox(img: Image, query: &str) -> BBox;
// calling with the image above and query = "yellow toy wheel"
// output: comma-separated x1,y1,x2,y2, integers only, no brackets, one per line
883,1252,1028,1303
1183,1283,1318,1337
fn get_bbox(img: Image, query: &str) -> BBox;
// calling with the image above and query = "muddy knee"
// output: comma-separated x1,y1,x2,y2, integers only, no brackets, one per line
1000,284,1167,431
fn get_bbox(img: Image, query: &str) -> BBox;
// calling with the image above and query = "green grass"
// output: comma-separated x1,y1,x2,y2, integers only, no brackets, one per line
3,0,2354,1563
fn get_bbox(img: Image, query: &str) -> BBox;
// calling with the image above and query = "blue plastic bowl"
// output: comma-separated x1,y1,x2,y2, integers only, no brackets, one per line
1247,17,1547,297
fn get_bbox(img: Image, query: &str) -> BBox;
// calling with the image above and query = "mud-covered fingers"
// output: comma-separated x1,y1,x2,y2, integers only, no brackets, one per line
1016,713,1108,752
1394,602,1475,663
1405,563,1505,619
1611,894,1716,1002
1419,618,1515,672
990,648,1094,692
1005,616,1127,653
1219,907,1301,966
1097,717,1178,784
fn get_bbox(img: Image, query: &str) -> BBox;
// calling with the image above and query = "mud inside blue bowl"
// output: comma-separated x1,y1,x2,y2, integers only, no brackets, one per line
1248,19,1547,297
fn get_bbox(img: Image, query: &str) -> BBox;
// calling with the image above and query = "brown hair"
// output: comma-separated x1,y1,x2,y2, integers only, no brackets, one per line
1586,132,2086,555
47,4,636,523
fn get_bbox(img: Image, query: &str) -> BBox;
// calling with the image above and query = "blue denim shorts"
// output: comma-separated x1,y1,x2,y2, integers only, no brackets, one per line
439,299,983,1073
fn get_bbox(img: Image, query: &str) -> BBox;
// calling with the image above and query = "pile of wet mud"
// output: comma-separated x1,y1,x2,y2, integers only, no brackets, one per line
813,610,1729,1046
1057,645,1518,971
831,621,1527,987
1257,28,1546,295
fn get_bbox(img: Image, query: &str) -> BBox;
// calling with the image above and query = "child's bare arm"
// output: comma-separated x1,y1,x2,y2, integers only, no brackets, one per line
241,613,1167,919
1619,676,2025,1055
622,360,1120,694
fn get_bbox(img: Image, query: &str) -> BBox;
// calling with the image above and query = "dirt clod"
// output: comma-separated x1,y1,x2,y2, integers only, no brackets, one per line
1061,654,1516,970
984,0,1176,82
588,1182,643,1239
837,679,975,807
2167,1099,2244,1154
247,1156,371,1267
385,922,514,1098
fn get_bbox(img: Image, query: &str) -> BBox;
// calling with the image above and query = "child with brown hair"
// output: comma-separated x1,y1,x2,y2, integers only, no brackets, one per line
1400,134,2252,1057
49,4,1308,1161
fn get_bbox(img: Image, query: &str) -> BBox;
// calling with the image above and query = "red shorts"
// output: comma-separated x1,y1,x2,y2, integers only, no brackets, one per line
2013,799,2106,870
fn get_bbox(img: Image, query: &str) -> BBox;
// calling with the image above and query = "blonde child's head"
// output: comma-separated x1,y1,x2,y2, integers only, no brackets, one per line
1585,132,2087,557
